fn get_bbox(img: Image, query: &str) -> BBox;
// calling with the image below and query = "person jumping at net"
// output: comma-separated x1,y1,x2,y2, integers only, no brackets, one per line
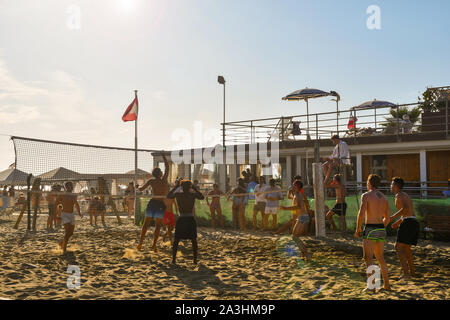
137,153,169,253
322,135,350,176
390,177,420,280
355,174,391,291
54,181,83,254
279,180,312,260
167,179,204,265
324,166,347,233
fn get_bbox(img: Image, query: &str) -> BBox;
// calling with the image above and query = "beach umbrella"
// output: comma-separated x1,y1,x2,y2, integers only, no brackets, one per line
282,88,339,138
351,99,396,129
0,168,29,185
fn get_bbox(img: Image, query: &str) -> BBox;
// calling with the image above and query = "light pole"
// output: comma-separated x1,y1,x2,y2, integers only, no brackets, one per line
218,75,227,191
218,76,226,147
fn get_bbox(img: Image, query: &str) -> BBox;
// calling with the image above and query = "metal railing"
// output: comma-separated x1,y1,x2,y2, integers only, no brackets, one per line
222,101,450,145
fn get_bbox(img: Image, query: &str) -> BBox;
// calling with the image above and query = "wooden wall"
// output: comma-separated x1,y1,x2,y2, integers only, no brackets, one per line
386,154,420,182
427,150,450,187
362,154,420,182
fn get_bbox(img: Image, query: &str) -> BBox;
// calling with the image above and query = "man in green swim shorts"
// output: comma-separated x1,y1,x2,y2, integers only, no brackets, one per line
355,174,391,291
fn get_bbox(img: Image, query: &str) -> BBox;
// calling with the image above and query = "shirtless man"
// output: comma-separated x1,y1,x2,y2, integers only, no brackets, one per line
280,180,312,260
46,185,58,231
355,174,391,291
54,182,82,254
390,177,420,279
325,167,347,232
137,153,169,252
206,184,224,229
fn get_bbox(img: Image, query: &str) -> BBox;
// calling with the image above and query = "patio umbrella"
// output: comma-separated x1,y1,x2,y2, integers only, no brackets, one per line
282,88,338,138
351,99,396,129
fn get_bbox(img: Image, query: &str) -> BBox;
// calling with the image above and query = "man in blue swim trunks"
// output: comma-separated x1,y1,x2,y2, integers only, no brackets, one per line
137,153,169,253
355,174,391,291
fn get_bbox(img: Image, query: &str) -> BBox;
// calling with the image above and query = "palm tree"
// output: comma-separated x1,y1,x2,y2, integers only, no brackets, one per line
381,106,421,134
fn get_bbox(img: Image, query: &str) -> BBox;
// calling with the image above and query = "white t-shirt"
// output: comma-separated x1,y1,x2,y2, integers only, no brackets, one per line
330,140,350,165
254,184,267,203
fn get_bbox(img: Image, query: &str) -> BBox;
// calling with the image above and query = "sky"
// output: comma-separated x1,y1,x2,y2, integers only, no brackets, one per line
0,0,449,170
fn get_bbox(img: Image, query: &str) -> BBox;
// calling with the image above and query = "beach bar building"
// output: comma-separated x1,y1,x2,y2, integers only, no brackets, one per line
154,86,450,198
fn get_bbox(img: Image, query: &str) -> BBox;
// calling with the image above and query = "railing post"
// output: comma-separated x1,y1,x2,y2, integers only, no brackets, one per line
281,117,284,141
446,99,448,138
396,104,400,141
314,114,320,163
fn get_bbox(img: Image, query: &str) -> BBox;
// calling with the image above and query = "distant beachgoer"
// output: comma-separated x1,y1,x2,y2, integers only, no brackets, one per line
443,179,450,198
53,184,63,228
263,179,283,231
124,182,135,218
54,182,83,254
46,185,58,231
88,187,102,227
253,176,267,230
162,188,178,243
1,185,9,211
390,177,420,280
137,153,169,252
8,186,15,205
228,178,248,230
325,167,347,233
167,179,204,265
206,183,224,229
355,174,391,291
322,135,350,175
280,180,312,260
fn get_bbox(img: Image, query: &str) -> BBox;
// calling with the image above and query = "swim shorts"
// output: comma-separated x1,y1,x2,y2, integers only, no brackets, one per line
265,206,278,215
363,224,386,242
61,212,75,226
397,217,420,246
210,202,221,210
331,202,347,216
48,204,55,217
254,202,266,212
298,214,311,225
163,211,175,228
145,199,166,219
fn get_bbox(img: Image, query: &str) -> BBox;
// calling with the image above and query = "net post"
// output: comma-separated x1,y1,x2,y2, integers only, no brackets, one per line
313,163,326,237
26,174,32,231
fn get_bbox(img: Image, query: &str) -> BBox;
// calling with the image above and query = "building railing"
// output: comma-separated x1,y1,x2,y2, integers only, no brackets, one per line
222,101,450,145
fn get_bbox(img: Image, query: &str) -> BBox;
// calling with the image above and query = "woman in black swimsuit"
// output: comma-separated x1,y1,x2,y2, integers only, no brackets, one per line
167,179,204,265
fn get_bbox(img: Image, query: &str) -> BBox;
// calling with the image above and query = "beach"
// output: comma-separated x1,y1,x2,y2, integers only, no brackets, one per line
0,215,448,300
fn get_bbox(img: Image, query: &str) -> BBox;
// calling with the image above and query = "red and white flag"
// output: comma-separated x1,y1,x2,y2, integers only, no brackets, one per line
122,97,138,122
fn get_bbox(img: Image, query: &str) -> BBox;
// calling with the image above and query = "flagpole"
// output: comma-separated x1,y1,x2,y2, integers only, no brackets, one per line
134,90,138,225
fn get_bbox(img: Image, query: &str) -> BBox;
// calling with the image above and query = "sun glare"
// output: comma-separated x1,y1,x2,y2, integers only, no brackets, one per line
115,0,139,13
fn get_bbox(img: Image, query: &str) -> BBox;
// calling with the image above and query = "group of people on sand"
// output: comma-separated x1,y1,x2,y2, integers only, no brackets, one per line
35,135,422,292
